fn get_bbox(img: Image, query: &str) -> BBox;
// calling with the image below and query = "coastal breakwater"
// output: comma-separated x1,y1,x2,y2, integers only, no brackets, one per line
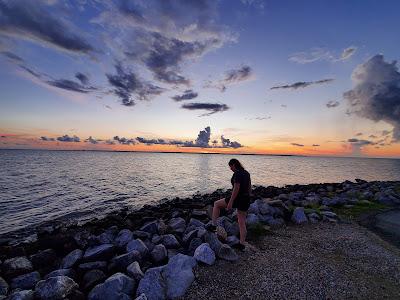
0,180,399,300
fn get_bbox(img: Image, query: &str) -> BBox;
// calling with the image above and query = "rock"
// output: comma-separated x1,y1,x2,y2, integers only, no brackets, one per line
2,257,33,278
132,231,151,240
321,211,338,219
157,220,167,236
246,214,259,226
278,193,289,201
6,290,34,300
108,251,142,272
291,207,308,225
204,232,222,253
191,209,208,220
217,244,239,262
78,261,107,273
74,230,97,249
0,277,8,296
182,230,198,246
29,249,56,270
114,229,134,248
88,273,135,300
150,245,167,264
168,217,186,234
136,266,166,300
225,222,239,236
188,218,205,228
161,234,180,249
82,269,106,291
226,236,240,247
126,261,144,282
216,226,227,242
126,239,149,257
151,235,162,244
194,243,215,265
187,238,203,256
267,217,285,228
259,202,272,215
61,249,83,269
83,244,115,262
35,276,79,300
140,221,159,235
308,212,321,220
247,202,259,215
135,294,147,300
44,269,77,281
10,271,40,290
97,226,118,244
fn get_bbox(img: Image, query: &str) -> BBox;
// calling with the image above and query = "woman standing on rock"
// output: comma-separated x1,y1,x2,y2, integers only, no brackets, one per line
206,158,251,250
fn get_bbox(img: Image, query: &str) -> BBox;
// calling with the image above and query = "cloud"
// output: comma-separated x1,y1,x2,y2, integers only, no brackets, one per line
291,143,304,147
312,144,320,147
85,136,101,144
221,135,242,148
205,65,253,92
369,134,378,139
46,78,96,93
194,126,211,147
75,72,89,85
247,116,271,120
107,64,165,106
289,46,356,64
326,100,340,108
271,79,334,90
355,132,363,136
343,55,400,141
171,89,198,102
40,136,55,141
240,0,265,9
136,137,167,145
56,134,80,142
347,138,374,146
281,104,287,108
0,1,94,54
113,136,136,145
1,50,23,62
181,102,230,116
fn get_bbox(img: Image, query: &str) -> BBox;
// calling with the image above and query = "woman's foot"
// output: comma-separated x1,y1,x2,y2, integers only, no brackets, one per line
232,242,246,251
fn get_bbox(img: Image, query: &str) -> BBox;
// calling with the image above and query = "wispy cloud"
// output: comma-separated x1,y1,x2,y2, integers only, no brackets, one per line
181,102,230,116
271,79,334,90
204,65,254,92
326,100,340,108
171,90,198,102
56,135,80,142
291,143,304,147
289,46,357,64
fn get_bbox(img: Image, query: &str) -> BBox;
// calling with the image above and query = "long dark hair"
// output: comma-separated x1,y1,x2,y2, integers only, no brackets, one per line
228,158,245,170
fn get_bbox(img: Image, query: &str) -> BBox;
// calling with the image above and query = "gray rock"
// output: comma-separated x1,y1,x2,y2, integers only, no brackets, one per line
157,220,167,236
161,234,180,249
2,257,33,278
307,212,321,220
114,229,133,248
204,232,222,253
0,277,8,296
168,217,186,234
188,218,205,228
143,240,155,252
194,243,215,265
321,211,338,219
291,207,308,225
187,238,203,256
82,269,106,291
135,294,147,300
182,230,198,245
267,217,285,228
259,202,272,215
78,261,107,273
217,244,239,262
225,222,239,236
196,228,207,239
88,273,135,300
167,249,179,259
151,235,162,244
29,249,56,270
140,221,158,235
126,239,149,257
132,231,151,240
136,266,166,300
226,236,240,247
35,276,79,300
74,230,97,249
150,245,167,264
126,261,144,282
10,271,40,290
109,251,142,272
247,202,259,215
83,244,115,262
97,226,118,244
246,213,259,226
61,249,83,269
44,269,77,281
7,290,34,300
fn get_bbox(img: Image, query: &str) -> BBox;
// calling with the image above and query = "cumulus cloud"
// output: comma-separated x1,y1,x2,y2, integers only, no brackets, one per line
75,72,89,85
136,137,167,145
40,136,55,141
326,100,340,108
107,64,165,106
194,126,211,147
113,136,136,145
289,46,356,64
0,1,94,54
171,90,198,102
344,55,400,141
85,136,101,144
221,135,242,148
291,143,304,147
205,65,253,92
271,79,334,90
181,102,229,116
57,134,80,142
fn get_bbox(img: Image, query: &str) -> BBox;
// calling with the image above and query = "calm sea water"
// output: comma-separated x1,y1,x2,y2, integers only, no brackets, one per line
1,149,400,236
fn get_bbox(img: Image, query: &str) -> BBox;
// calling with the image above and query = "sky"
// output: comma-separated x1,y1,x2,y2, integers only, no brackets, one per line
1,0,400,158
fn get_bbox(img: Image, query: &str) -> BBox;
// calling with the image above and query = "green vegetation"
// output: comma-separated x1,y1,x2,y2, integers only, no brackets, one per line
332,200,387,220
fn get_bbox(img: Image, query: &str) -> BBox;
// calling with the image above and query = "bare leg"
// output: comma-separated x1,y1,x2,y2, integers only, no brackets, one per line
212,198,227,225
237,210,247,244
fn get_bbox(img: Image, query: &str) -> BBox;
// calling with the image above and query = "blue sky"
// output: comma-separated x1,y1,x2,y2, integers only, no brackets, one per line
1,0,400,157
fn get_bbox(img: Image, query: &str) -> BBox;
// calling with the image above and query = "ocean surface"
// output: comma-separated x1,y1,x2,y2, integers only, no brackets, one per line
1,149,400,236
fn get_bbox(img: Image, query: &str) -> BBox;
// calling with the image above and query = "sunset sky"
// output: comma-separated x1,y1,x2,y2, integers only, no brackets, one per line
1,0,400,158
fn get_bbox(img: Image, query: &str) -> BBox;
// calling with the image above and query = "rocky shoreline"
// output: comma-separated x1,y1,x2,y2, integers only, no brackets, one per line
0,179,399,300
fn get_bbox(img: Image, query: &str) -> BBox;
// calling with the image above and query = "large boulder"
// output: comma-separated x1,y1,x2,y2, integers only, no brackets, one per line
10,271,41,290
2,257,33,278
114,229,134,248
0,277,8,296
126,239,149,257
204,232,222,253
168,218,186,234
135,266,166,300
83,244,115,262
246,214,259,226
29,249,56,270
160,234,180,249
108,251,142,272
140,221,159,235
194,243,215,265
44,269,77,281
150,245,167,264
88,273,135,300
60,249,83,269
247,202,259,215
187,238,203,256
291,207,308,225
35,276,80,300
82,270,106,291
97,226,118,244
217,244,239,262
78,261,107,273
7,290,34,300
126,262,144,282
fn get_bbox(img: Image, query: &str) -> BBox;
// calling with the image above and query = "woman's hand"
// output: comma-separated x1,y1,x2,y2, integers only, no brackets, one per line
227,201,233,210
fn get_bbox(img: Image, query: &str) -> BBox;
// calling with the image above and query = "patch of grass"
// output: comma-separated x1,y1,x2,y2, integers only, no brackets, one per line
332,200,387,220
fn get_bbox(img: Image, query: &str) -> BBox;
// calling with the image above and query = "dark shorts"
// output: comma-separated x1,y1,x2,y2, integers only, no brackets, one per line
224,194,250,212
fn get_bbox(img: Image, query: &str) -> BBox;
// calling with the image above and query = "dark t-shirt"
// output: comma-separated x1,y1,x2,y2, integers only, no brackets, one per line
231,169,251,197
